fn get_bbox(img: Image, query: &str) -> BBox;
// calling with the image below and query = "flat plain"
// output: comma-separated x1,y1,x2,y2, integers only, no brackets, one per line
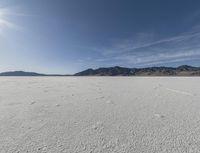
0,77,200,153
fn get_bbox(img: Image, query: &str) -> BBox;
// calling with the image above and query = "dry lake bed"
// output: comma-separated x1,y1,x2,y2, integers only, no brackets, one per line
0,77,200,153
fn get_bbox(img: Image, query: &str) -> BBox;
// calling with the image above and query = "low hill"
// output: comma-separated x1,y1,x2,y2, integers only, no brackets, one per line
0,71,46,76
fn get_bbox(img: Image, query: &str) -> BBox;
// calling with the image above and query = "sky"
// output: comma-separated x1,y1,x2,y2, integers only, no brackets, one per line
0,0,200,74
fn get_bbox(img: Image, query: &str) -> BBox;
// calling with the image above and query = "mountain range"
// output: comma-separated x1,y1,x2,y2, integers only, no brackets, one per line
75,65,200,76
0,65,200,76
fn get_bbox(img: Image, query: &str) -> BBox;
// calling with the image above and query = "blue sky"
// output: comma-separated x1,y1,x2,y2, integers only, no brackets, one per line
0,0,200,74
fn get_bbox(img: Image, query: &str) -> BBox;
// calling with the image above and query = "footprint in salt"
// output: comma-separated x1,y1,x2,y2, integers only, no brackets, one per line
38,146,47,151
103,138,119,150
96,96,105,100
153,86,158,90
106,100,114,104
92,121,103,130
56,104,60,107
154,114,165,118
30,101,36,105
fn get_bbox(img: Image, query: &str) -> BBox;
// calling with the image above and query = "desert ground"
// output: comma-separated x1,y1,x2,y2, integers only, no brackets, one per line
0,77,200,153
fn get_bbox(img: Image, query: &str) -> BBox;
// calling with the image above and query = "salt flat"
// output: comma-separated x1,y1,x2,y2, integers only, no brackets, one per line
0,77,200,153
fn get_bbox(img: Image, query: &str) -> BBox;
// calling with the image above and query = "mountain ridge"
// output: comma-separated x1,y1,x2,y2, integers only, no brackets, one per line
75,65,200,76
0,65,200,76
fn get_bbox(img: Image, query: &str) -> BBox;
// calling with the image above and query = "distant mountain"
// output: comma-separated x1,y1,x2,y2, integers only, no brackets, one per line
75,66,132,76
75,65,200,76
0,71,72,76
0,71,46,76
1,65,200,76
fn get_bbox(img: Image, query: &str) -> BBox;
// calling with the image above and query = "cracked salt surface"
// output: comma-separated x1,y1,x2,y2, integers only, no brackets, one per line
0,77,199,153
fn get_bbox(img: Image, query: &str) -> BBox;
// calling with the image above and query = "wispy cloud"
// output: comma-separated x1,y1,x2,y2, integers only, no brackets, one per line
0,7,24,32
92,27,200,67
0,18,16,30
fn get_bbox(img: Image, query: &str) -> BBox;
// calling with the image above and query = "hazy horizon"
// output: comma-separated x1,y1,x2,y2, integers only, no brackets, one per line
1,0,200,74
